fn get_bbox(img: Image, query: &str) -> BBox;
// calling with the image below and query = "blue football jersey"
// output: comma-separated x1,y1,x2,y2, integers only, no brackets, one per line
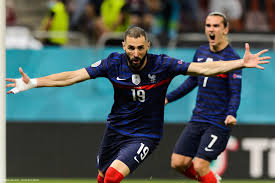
85,52,190,139
167,45,242,130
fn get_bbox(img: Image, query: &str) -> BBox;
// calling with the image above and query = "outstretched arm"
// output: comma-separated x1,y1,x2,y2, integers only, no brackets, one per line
6,67,90,94
187,43,270,76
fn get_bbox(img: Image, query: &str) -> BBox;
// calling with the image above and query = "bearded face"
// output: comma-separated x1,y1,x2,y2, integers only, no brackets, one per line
126,51,147,72
123,36,150,72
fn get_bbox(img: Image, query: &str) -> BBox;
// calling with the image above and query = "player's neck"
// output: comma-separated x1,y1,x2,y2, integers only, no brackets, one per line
210,41,228,52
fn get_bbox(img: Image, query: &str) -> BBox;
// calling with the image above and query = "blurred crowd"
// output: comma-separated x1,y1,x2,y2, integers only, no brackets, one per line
6,0,275,46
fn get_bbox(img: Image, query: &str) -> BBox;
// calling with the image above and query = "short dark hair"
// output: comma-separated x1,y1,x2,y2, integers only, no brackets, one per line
124,26,148,41
208,12,228,28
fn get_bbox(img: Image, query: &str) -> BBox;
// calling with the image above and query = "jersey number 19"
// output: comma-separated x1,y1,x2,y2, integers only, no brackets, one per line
131,89,145,102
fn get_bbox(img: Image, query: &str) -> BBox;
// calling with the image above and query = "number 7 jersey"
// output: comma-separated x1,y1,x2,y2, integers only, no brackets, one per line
85,52,190,139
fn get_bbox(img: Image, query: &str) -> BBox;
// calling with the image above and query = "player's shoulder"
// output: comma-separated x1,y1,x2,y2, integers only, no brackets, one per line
194,45,210,56
107,52,124,60
224,45,241,59
105,52,125,65
193,45,210,58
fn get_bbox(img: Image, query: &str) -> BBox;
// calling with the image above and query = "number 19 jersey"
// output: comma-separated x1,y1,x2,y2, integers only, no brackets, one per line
85,52,190,139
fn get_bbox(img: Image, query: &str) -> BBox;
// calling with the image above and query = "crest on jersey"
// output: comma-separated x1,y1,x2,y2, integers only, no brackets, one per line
148,74,156,83
91,60,101,67
132,74,141,85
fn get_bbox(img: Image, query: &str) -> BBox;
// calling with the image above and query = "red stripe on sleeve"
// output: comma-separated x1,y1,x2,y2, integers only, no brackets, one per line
216,74,228,78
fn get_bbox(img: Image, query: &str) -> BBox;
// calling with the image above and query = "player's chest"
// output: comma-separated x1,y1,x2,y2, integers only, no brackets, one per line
113,71,169,103
114,71,167,86
196,56,229,86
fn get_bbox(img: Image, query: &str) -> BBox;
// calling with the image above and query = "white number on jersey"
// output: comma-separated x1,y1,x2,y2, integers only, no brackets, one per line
204,134,218,152
137,143,149,160
131,89,145,102
203,58,213,87
208,134,218,148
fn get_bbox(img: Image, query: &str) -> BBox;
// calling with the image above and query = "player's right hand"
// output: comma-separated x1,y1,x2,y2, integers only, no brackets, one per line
242,43,270,70
165,97,168,105
6,67,37,94
224,115,237,126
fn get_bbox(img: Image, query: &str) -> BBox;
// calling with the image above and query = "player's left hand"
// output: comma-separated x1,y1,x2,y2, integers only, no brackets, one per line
243,43,270,70
225,115,237,126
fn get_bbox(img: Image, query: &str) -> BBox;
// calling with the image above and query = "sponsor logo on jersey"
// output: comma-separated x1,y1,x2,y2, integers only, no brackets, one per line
233,74,242,79
148,74,156,83
91,60,101,67
116,77,126,81
132,74,141,85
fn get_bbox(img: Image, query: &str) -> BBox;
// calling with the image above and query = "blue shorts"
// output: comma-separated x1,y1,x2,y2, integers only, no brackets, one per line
173,122,230,162
96,126,159,174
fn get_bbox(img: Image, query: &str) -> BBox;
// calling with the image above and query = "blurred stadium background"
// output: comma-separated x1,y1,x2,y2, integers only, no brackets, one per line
5,0,275,182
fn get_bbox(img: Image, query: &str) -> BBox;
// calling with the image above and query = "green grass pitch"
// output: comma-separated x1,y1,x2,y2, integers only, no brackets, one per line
8,179,275,183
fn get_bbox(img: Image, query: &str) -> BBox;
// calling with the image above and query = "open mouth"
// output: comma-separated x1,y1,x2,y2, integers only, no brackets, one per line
209,34,215,40
131,59,141,65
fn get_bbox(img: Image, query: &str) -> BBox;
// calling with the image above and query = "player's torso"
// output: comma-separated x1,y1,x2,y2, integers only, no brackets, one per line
106,53,173,138
110,54,171,107
195,55,230,97
191,45,240,126
85,52,190,138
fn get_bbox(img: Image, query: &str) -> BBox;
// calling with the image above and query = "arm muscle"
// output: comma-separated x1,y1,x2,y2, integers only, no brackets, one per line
37,68,90,87
187,59,244,76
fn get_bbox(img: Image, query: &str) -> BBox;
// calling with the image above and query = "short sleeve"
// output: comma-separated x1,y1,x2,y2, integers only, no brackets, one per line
167,57,191,76
85,52,121,79
85,59,109,79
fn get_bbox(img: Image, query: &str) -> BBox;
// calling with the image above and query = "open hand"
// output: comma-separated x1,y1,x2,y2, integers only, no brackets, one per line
6,67,32,94
243,43,270,70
